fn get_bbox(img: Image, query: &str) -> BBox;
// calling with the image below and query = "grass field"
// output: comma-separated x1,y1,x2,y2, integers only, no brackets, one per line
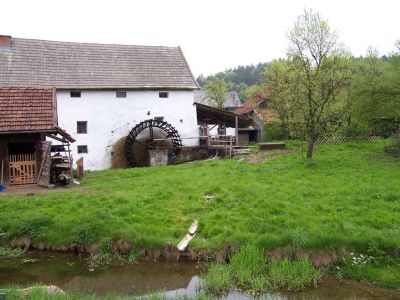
1,141,399,252
0,140,399,288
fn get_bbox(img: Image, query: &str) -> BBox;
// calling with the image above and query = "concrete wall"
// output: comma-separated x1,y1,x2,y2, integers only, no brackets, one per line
56,90,199,170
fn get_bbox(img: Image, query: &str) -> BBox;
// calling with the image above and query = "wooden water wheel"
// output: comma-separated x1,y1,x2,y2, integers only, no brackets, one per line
125,119,182,167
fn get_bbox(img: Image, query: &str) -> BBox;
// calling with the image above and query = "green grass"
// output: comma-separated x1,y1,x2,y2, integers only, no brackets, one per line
0,141,399,253
202,263,231,294
268,257,322,290
337,254,400,288
1,287,211,300
229,244,265,286
202,245,321,294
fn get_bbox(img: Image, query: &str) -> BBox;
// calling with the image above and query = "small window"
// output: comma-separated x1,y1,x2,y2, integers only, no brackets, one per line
70,91,81,98
77,121,87,134
159,92,169,98
154,116,164,122
77,145,88,154
116,91,126,98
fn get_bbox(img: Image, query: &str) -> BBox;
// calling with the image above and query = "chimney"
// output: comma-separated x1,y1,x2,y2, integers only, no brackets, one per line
0,35,11,48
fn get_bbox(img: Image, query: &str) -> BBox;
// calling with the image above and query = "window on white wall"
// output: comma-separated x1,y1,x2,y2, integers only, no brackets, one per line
70,91,81,98
116,91,126,98
159,92,169,98
77,121,87,134
77,145,88,154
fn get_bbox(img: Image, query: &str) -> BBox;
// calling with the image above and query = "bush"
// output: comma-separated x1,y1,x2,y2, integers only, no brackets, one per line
384,134,400,157
340,122,369,137
263,122,285,141
371,117,400,138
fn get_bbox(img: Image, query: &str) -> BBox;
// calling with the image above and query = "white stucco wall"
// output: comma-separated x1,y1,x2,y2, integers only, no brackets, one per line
209,127,236,136
55,90,199,170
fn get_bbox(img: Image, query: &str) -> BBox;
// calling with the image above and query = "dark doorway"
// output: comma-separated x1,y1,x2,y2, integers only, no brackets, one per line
8,142,35,155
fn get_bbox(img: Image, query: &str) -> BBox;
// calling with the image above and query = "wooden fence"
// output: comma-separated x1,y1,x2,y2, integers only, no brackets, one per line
315,136,381,145
9,154,37,185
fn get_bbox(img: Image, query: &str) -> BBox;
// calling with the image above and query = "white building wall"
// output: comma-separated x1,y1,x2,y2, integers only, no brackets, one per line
209,127,236,136
56,90,199,170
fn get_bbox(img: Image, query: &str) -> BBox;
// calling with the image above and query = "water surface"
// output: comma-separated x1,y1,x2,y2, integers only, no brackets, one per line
0,252,399,299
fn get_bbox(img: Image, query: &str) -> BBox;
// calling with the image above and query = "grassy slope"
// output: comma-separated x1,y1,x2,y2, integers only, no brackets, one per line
0,141,399,254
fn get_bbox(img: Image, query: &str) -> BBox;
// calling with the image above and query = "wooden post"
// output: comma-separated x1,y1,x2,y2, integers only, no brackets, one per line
229,135,233,157
235,116,239,146
76,158,84,179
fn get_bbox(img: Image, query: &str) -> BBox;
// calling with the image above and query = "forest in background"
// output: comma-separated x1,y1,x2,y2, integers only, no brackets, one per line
197,51,400,139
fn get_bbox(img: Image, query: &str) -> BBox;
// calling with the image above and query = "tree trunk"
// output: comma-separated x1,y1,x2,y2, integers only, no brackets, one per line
307,138,315,160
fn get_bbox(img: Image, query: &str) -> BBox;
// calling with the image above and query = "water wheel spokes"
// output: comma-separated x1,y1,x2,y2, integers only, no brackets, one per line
125,119,183,167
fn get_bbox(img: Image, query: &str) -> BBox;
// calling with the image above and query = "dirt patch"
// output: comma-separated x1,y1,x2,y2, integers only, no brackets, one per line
247,149,293,164
0,184,73,197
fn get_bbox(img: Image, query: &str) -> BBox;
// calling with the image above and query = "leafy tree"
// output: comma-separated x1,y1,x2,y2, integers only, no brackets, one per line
197,63,270,101
350,50,400,135
203,79,227,109
286,9,352,159
263,60,295,139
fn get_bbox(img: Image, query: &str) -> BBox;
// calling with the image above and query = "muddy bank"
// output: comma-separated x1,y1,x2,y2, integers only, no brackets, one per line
8,237,348,268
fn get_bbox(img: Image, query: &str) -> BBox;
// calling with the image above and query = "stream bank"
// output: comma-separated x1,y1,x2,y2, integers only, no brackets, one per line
0,251,399,299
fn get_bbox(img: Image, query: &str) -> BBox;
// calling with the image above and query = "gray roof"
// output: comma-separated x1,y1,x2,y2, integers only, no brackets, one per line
0,37,199,90
194,90,242,109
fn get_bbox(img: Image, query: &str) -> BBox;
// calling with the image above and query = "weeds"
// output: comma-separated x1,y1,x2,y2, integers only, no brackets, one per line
336,253,400,289
202,263,231,294
268,257,322,290
203,245,322,294
0,247,25,258
229,244,265,286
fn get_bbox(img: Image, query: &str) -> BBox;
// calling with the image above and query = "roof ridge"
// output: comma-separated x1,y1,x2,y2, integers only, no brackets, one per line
13,37,178,50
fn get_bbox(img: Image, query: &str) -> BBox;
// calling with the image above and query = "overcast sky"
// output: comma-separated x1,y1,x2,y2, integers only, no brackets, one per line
1,0,399,77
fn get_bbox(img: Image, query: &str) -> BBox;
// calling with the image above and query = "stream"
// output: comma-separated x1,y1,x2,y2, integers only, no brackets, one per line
0,251,399,299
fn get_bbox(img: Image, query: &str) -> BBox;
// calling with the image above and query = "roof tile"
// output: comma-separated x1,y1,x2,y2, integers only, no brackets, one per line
0,87,56,132
0,38,199,90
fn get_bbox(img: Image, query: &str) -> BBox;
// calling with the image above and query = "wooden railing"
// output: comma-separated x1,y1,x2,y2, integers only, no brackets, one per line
9,154,36,185
208,135,236,157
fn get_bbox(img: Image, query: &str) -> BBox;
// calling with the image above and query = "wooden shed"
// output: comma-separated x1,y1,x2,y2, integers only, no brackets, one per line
0,88,75,187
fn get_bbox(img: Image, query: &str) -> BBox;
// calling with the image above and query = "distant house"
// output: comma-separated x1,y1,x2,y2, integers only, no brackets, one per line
194,90,242,112
0,87,74,186
234,98,279,143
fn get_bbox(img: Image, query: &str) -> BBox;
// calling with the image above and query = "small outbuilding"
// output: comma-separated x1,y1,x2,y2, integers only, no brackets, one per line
0,87,75,187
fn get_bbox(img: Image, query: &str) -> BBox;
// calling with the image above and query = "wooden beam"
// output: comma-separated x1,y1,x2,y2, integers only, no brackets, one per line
45,134,66,143
235,116,239,146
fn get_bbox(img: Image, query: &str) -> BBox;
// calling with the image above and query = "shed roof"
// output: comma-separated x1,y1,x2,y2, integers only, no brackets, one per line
194,90,242,109
0,87,75,142
195,102,250,128
0,87,56,132
0,37,199,90
234,98,265,115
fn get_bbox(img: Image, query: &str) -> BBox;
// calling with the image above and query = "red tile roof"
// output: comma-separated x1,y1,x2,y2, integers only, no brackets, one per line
0,87,56,132
234,98,264,115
